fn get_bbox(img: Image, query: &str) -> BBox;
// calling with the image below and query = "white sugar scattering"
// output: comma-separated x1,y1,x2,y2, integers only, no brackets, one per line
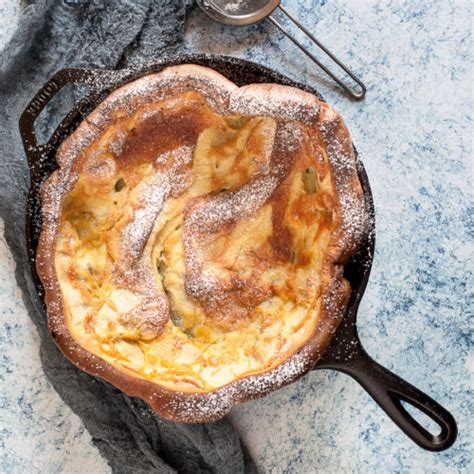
189,172,279,229
56,119,101,169
155,144,194,194
224,0,245,13
120,291,170,337
182,119,307,313
37,62,370,422
87,68,236,129
277,121,304,152
155,145,194,168
201,0,246,14
319,121,354,172
166,347,313,421
123,173,170,260
107,127,128,156
123,147,193,252
169,144,194,167
185,269,221,301
229,85,320,124
39,121,96,256
185,122,300,232
183,172,280,302
318,120,368,250
338,184,368,249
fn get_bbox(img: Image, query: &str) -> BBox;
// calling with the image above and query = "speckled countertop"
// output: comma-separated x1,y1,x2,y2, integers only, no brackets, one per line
1,1,472,472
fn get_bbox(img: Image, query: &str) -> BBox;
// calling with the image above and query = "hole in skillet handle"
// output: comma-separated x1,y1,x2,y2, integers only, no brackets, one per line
399,399,442,436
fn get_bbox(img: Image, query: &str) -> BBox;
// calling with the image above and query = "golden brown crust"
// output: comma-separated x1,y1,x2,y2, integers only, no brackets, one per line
36,65,366,422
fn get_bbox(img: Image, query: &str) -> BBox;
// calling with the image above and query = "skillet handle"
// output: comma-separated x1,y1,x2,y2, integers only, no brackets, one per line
326,345,457,451
19,68,115,178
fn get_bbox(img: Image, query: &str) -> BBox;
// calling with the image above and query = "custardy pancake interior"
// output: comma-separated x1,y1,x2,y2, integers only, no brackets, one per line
54,90,339,392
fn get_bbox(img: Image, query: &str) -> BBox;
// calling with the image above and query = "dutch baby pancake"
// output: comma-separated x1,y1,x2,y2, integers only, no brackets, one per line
37,64,367,422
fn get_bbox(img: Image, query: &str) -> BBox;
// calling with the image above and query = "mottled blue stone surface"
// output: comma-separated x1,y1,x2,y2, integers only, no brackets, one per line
1,0,472,472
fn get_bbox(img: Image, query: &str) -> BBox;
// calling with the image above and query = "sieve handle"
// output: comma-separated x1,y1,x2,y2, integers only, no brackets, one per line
269,5,366,100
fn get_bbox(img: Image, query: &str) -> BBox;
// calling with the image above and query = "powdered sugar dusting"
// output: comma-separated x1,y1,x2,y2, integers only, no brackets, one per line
120,289,170,338
277,120,305,152
189,172,279,230
116,146,195,336
182,120,301,312
38,64,368,421
38,120,99,270
156,144,194,194
229,85,320,124
183,172,280,302
87,66,237,130
122,172,170,262
166,347,313,421
319,118,367,252
121,146,194,263
223,0,245,13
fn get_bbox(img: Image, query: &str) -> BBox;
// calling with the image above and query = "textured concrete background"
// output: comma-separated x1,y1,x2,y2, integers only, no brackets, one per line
1,0,472,472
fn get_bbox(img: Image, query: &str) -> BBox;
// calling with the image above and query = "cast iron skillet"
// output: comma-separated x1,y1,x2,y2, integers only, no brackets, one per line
19,54,457,451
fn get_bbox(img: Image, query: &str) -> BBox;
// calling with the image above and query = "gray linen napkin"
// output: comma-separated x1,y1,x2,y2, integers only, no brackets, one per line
0,1,256,472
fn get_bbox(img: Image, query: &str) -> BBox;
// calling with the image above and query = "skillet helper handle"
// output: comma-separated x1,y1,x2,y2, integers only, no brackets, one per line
268,5,366,100
337,346,457,451
19,68,106,176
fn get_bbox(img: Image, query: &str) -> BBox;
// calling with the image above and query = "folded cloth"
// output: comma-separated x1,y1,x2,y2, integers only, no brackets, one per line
0,1,256,472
